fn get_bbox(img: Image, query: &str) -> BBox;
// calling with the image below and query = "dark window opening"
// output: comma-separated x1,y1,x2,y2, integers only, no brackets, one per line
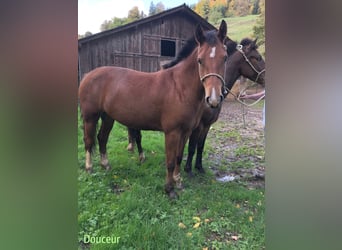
161,39,176,57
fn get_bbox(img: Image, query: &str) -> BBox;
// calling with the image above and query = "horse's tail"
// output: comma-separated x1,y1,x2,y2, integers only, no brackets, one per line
78,103,98,154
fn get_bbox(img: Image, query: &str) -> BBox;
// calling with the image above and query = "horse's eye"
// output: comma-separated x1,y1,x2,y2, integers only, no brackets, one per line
197,58,202,65
224,55,228,62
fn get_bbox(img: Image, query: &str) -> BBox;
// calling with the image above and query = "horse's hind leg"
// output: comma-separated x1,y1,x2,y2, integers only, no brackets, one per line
82,113,100,173
127,128,145,163
195,126,211,174
97,112,114,170
127,128,135,152
135,130,145,163
184,126,201,177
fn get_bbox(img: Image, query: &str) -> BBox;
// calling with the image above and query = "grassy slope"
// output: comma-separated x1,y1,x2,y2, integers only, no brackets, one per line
215,15,265,56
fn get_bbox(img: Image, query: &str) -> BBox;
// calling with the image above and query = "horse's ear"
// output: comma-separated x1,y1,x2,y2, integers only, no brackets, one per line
217,20,227,42
195,24,205,45
252,38,258,49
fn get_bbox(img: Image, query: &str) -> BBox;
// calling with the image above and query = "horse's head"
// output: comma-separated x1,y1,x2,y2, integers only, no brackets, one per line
195,20,228,108
231,38,265,86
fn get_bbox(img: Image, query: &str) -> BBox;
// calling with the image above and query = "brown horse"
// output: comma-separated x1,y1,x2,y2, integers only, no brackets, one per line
79,20,228,198
127,37,265,176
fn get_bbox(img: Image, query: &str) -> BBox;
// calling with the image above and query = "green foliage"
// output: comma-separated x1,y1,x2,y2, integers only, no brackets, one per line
100,6,144,32
208,4,227,24
252,0,265,56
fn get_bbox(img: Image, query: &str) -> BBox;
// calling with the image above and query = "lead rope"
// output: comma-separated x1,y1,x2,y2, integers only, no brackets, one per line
224,44,266,127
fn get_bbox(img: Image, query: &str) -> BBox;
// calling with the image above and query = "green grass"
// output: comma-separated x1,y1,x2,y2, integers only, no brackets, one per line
78,111,264,249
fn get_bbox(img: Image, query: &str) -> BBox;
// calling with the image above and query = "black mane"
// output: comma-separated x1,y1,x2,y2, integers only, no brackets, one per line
225,38,238,55
225,37,258,56
162,30,219,69
240,38,258,49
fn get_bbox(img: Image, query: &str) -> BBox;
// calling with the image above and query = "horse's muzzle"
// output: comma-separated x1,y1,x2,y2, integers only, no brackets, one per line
206,94,224,108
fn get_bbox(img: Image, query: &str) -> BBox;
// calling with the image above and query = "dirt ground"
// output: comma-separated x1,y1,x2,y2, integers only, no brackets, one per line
206,99,265,189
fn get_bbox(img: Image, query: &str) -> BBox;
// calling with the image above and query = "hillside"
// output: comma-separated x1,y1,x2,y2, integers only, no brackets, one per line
214,15,264,55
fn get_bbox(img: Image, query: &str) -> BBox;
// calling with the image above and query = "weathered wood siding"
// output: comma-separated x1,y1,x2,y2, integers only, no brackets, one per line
78,12,212,81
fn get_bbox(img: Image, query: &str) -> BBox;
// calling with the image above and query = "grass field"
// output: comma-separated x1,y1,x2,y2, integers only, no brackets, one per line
214,15,265,56
78,107,265,249
224,15,258,42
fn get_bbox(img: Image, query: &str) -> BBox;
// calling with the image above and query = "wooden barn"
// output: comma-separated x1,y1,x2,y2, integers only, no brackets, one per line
78,4,215,81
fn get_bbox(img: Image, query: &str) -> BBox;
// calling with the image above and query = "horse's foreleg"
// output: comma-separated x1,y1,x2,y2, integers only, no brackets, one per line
195,126,210,174
164,131,182,199
173,133,189,190
97,113,114,170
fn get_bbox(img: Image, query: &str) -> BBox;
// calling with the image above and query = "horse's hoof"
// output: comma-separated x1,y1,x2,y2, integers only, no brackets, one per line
186,171,194,178
176,181,184,190
168,190,179,200
85,168,93,174
139,153,146,163
101,164,112,171
127,143,134,152
196,167,205,174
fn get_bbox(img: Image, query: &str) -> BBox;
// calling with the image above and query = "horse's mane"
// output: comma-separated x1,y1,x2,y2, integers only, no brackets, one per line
240,38,258,49
225,38,238,55
162,30,219,69
225,37,258,56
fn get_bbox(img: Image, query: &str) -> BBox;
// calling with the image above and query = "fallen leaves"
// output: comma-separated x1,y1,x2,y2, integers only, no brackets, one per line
192,216,201,222
193,222,201,229
178,222,186,229
249,216,253,222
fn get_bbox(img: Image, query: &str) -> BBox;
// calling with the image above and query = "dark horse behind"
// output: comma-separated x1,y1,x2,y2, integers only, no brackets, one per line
127,37,265,176
79,21,228,198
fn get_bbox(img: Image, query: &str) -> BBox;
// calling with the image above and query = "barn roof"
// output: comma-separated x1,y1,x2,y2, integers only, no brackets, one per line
78,4,216,44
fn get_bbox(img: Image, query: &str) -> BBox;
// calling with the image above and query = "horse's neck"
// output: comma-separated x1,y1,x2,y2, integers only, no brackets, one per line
225,69,240,91
172,51,202,92
224,53,242,90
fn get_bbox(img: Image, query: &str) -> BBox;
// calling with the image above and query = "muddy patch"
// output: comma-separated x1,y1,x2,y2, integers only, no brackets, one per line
206,100,265,189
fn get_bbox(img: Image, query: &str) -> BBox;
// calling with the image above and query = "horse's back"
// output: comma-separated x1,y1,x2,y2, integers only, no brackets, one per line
78,66,165,129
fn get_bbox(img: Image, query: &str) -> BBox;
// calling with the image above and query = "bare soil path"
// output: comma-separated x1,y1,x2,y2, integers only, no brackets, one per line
206,99,265,189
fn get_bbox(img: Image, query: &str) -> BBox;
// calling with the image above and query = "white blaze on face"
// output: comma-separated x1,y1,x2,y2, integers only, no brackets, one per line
211,87,217,102
210,47,216,58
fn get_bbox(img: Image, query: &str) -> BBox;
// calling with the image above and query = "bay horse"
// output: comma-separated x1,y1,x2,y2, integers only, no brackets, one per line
127,37,265,176
79,20,228,198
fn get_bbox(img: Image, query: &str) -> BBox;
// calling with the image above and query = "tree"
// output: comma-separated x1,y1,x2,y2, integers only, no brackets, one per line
155,2,165,14
100,6,143,31
208,4,226,24
149,1,156,15
253,0,265,55
84,31,92,37
250,0,260,14
128,6,141,22
194,0,211,20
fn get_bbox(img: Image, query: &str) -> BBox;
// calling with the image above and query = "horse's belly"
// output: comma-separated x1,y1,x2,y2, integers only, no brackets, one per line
107,108,163,131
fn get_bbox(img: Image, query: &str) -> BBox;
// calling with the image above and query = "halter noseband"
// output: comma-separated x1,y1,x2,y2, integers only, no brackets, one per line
200,73,225,86
200,73,227,97
236,44,265,83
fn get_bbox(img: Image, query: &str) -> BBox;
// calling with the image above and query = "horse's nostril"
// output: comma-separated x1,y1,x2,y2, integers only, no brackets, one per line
206,96,211,104
220,95,224,102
